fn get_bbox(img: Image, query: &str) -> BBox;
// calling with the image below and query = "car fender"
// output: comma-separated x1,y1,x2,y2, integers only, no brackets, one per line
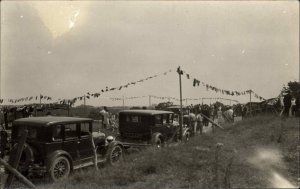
46,150,73,171
151,132,163,144
107,140,124,149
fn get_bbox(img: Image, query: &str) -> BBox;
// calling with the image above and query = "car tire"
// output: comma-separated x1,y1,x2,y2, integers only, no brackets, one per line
155,138,164,148
107,144,123,166
48,156,70,182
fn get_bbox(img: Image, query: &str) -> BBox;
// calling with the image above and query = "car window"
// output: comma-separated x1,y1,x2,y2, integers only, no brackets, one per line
163,114,168,124
131,116,139,123
53,125,62,141
169,114,173,123
155,115,162,125
80,122,91,137
125,115,130,122
17,127,37,139
64,124,78,140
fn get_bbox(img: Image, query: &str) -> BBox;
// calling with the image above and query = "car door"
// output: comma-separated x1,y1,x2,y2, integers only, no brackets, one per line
78,122,94,162
63,123,80,163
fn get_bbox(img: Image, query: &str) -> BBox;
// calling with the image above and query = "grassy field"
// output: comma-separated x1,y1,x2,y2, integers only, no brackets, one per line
13,115,300,188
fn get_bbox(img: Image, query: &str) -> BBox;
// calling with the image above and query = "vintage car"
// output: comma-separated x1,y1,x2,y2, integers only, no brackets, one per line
117,110,191,148
9,116,123,181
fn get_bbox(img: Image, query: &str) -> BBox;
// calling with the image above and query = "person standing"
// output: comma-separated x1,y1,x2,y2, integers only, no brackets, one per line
295,90,300,117
100,106,109,129
196,111,203,135
283,90,292,118
217,107,224,125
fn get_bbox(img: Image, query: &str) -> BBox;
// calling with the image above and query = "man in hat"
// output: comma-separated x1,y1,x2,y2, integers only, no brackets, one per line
283,90,292,118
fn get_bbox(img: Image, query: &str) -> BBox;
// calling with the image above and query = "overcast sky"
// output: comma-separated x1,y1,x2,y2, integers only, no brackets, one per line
1,1,299,106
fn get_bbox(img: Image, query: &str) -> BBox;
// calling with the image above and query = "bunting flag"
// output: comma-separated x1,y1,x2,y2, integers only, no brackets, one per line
2,69,173,105
177,67,266,101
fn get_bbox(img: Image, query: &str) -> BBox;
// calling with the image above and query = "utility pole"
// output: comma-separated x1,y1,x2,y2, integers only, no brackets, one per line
202,98,203,105
178,67,183,141
39,94,42,106
149,95,151,107
122,96,125,110
84,95,86,114
249,90,252,116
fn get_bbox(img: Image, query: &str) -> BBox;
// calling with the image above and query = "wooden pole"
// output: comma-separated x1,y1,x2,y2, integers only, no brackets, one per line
178,67,183,141
39,94,41,106
249,90,252,116
6,129,28,188
0,158,36,189
122,96,125,110
149,95,151,107
202,98,203,105
90,135,98,170
200,113,224,130
84,95,86,114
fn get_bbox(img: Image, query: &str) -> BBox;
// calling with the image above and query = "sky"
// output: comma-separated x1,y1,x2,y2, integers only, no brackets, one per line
1,1,299,107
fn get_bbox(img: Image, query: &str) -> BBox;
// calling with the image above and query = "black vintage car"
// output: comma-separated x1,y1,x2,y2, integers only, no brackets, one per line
117,110,190,148
9,116,123,181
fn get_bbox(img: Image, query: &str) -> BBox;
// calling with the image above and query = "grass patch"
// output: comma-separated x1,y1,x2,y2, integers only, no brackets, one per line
39,115,298,189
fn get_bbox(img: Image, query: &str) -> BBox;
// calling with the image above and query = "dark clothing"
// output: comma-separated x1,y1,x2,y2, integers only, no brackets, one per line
202,109,210,126
295,95,300,117
283,93,292,107
283,93,292,117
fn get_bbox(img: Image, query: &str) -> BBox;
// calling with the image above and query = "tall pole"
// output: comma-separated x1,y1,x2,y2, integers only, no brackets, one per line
122,96,125,110
149,95,151,107
178,67,183,141
84,95,86,114
202,98,203,105
249,90,252,116
39,94,41,106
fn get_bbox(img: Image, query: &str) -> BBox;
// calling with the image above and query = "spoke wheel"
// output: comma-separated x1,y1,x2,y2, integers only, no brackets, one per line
49,156,70,182
108,145,123,166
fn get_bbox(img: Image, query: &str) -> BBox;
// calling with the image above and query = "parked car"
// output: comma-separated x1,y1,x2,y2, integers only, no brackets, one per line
117,110,191,148
9,116,124,181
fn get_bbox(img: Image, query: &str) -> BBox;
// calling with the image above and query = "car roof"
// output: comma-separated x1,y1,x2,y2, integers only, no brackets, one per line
119,109,173,115
13,116,93,127
166,105,188,109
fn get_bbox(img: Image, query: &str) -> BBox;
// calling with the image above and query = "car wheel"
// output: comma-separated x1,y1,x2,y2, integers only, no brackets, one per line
107,144,123,166
155,138,164,148
49,156,70,182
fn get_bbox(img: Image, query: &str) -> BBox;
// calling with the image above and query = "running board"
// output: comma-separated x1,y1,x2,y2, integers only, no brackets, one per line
73,158,106,170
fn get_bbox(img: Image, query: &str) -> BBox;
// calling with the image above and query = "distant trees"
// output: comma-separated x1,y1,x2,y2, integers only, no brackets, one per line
155,101,173,110
282,81,300,97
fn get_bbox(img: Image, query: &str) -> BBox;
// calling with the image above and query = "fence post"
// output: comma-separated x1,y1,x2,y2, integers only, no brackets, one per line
90,135,98,170
0,158,36,189
5,129,28,188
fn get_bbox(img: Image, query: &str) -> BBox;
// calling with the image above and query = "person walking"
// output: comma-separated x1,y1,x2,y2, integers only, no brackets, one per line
283,90,292,119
